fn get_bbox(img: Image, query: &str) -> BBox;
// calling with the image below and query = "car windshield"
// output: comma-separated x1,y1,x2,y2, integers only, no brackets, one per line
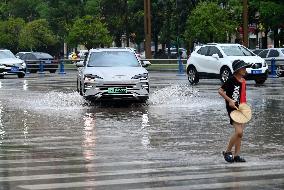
221,46,255,56
33,52,53,59
0,51,16,59
88,51,140,67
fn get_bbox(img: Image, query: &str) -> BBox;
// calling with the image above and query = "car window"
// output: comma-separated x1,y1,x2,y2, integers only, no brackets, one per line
0,50,16,59
208,46,223,58
258,49,269,58
25,54,34,60
267,49,279,57
281,49,284,55
220,45,254,56
252,49,263,55
88,51,140,67
197,46,209,56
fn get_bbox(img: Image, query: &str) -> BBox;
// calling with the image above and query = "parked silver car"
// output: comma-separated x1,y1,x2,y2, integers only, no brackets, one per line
0,49,26,78
76,48,150,102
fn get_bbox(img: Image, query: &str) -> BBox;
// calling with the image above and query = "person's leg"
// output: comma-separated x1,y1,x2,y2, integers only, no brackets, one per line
234,124,244,156
233,123,246,162
226,122,242,153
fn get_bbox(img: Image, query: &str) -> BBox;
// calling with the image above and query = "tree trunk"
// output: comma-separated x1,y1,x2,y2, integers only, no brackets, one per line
261,29,268,49
274,27,279,48
154,33,158,58
115,35,121,47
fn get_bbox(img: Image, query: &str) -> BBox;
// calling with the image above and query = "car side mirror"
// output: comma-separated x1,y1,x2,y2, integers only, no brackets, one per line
212,54,219,59
141,60,151,67
75,61,84,67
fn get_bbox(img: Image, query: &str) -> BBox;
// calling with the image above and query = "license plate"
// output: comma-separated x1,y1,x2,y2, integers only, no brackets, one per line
45,60,51,64
251,70,262,74
11,67,19,72
108,87,127,94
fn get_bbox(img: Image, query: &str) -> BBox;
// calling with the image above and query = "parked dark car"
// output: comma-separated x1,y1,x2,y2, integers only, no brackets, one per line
19,52,58,73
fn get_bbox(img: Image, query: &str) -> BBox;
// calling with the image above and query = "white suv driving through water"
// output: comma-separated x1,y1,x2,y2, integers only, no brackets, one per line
76,48,150,102
186,43,269,84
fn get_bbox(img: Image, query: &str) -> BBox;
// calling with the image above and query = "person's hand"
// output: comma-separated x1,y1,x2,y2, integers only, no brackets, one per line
229,100,238,110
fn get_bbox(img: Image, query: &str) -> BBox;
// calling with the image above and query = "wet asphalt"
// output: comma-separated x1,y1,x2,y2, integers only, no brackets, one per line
0,70,283,190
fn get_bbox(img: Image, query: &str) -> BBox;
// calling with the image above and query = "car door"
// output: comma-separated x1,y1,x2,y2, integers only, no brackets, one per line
194,46,209,73
206,46,224,74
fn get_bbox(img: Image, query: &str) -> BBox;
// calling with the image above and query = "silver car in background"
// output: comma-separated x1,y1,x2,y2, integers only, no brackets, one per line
76,48,150,102
0,49,26,79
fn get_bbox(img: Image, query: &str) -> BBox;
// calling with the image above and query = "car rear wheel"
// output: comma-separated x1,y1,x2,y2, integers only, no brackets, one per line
220,67,232,83
79,82,84,96
275,66,283,77
187,67,199,85
18,73,25,78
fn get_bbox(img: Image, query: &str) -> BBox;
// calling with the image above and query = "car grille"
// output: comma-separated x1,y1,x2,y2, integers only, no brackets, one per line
250,63,262,69
96,84,136,90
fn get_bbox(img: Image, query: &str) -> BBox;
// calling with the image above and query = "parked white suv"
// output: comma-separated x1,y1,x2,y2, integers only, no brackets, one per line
186,43,269,84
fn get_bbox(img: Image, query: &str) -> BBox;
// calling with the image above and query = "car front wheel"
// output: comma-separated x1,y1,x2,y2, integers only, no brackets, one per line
187,67,199,85
220,67,232,83
255,79,266,84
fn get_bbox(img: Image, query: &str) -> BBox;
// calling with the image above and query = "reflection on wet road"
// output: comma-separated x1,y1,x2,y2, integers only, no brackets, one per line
0,71,283,189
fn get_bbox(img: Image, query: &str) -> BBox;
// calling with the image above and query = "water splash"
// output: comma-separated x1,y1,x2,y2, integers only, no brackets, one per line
149,84,199,105
148,83,223,112
149,83,200,105
5,91,88,117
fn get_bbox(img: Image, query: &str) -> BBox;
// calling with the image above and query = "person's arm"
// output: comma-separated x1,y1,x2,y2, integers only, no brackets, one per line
218,87,238,110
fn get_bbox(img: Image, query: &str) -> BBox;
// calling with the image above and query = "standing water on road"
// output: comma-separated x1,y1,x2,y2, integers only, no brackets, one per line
0,73,283,189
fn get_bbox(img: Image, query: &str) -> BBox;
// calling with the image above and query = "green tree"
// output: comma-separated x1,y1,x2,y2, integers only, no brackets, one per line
184,2,236,47
0,1,9,20
100,0,128,47
5,0,41,21
19,19,58,51
0,18,25,53
250,0,284,48
67,15,112,49
85,0,101,17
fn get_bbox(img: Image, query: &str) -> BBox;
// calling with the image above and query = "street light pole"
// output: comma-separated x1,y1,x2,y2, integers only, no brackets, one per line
144,0,152,59
243,0,248,47
176,0,184,75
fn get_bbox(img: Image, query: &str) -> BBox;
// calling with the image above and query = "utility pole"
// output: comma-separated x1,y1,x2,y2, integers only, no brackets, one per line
243,0,248,47
144,0,152,59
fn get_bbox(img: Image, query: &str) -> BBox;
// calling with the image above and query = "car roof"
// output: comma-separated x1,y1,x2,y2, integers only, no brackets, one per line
27,52,53,59
206,43,242,46
89,48,135,53
268,48,284,50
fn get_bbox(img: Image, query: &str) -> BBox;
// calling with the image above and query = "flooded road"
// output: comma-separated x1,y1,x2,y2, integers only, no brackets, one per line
0,71,283,189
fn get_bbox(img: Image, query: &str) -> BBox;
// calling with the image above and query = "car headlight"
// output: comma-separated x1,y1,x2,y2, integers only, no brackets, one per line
84,74,103,82
22,62,26,68
131,73,148,79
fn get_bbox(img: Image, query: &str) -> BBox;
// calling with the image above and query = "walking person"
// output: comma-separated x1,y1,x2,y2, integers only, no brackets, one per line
218,59,251,163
